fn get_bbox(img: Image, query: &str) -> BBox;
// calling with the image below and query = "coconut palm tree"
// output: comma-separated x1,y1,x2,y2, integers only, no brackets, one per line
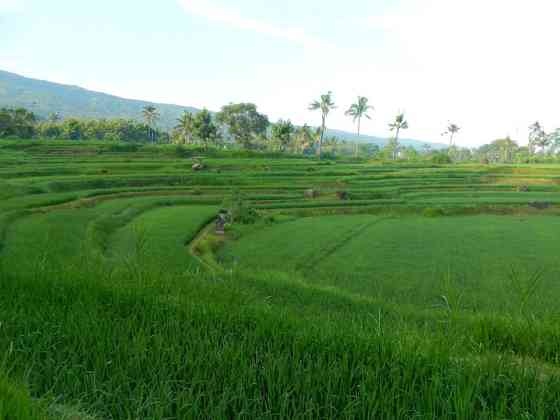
388,113,408,159
345,96,374,157
443,123,460,148
142,105,160,143
175,111,195,144
309,92,336,159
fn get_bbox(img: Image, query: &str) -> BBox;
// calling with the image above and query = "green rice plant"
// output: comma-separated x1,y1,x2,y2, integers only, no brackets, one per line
0,347,49,420
506,265,546,317
0,373,49,420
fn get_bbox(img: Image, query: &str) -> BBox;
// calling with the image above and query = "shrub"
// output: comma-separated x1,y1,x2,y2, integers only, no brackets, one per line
108,143,140,153
263,215,276,225
336,191,349,200
422,207,446,217
431,153,452,164
195,235,222,255
223,190,258,224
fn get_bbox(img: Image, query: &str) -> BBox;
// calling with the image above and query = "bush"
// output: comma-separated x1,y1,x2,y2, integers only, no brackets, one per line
195,235,222,255
431,153,452,164
263,215,276,225
422,207,446,217
108,143,140,153
223,190,258,224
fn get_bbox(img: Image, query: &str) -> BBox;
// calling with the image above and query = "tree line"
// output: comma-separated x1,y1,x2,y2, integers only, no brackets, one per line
0,108,166,143
2,93,560,162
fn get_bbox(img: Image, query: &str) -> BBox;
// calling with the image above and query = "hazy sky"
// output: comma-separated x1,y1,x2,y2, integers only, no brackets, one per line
1,0,559,146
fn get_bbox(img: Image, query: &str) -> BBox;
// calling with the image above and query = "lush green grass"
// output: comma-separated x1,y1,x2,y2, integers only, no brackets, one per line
2,139,560,418
1,197,219,276
0,374,48,420
3,260,560,419
222,214,560,315
109,205,218,271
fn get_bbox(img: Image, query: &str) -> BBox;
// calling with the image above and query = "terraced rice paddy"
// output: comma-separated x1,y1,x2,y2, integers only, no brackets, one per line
2,139,560,419
222,215,560,314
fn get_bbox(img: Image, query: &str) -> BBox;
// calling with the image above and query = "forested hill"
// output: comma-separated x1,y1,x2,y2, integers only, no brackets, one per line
0,70,199,129
325,128,445,149
0,69,444,149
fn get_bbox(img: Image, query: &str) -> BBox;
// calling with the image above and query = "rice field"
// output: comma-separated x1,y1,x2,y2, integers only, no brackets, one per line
1,139,560,419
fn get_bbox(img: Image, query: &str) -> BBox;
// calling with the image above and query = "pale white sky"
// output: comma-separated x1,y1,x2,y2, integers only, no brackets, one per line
2,0,559,146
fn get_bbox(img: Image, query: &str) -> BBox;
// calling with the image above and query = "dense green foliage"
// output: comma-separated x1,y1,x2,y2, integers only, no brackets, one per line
0,107,168,142
39,117,166,142
172,109,220,149
216,103,270,148
2,140,560,418
0,108,36,138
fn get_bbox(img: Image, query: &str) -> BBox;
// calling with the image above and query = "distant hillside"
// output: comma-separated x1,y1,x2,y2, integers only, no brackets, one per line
0,70,199,129
326,128,446,150
0,70,445,149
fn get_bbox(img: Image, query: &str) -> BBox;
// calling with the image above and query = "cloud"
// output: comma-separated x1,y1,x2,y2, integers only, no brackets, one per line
177,0,334,50
0,0,25,13
361,0,560,145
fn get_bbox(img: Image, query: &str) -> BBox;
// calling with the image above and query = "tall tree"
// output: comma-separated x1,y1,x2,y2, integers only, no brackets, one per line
0,108,37,138
493,137,518,163
384,138,400,161
216,103,269,149
175,111,195,144
271,120,296,152
142,105,160,143
528,121,545,156
294,124,317,154
309,91,336,159
443,123,461,149
193,109,219,150
388,113,409,160
345,96,373,157
61,118,82,140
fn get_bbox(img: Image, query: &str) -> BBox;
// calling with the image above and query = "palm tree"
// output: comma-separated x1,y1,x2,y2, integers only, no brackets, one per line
142,105,160,143
388,113,408,160
175,111,195,144
443,123,460,148
309,92,336,159
345,96,374,157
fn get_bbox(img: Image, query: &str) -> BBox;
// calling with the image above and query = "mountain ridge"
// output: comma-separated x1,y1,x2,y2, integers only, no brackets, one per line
0,69,446,149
